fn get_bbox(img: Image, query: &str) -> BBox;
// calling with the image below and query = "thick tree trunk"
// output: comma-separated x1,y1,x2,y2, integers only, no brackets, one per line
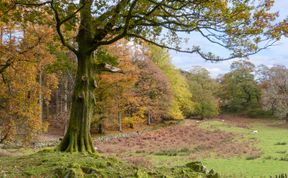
59,53,96,153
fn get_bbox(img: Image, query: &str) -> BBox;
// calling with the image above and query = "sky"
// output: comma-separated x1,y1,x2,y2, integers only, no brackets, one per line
170,0,288,77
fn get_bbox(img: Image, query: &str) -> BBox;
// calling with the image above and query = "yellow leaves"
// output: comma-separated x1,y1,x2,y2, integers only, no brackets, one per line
264,0,275,9
42,121,50,133
0,120,16,143
123,107,146,126
0,22,57,144
270,19,288,39
167,100,184,120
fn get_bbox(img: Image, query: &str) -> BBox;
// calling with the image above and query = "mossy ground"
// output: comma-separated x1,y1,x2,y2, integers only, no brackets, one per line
0,149,218,178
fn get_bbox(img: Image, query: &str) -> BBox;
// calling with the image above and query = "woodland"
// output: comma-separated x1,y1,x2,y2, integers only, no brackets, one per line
0,0,288,177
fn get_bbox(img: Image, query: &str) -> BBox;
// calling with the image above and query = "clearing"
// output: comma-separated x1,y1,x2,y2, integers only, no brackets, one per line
95,116,288,177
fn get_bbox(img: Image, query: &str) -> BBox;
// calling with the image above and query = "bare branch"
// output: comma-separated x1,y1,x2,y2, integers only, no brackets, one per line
92,0,139,47
127,33,277,61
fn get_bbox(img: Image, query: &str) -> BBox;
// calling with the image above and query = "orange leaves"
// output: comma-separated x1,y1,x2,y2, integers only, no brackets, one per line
0,22,58,144
270,18,288,39
95,41,139,111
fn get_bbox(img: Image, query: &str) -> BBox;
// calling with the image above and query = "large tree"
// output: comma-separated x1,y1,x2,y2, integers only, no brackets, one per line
2,0,287,152
184,67,219,119
218,60,261,112
258,65,288,120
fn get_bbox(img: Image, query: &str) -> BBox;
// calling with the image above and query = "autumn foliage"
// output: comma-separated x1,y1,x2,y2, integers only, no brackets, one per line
0,23,57,144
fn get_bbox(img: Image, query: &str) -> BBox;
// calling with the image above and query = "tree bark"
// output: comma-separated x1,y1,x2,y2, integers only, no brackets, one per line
147,111,151,125
64,79,68,113
59,53,96,153
118,111,122,132
39,69,43,126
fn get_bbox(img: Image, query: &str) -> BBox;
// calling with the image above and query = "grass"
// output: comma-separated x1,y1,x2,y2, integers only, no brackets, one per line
202,158,288,177
154,148,190,156
199,119,288,177
126,118,288,177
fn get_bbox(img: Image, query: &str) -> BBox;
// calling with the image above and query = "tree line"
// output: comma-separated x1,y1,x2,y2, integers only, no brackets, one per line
1,23,287,146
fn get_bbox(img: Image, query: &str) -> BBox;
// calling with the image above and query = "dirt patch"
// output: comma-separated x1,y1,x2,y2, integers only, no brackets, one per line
95,120,259,160
267,121,288,129
0,149,15,157
217,115,254,128
219,115,288,130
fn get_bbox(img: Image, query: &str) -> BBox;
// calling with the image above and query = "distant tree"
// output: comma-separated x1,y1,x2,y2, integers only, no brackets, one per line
184,67,219,119
149,45,194,119
258,65,288,120
218,60,261,113
2,0,286,152
94,41,139,131
44,48,77,133
134,57,172,123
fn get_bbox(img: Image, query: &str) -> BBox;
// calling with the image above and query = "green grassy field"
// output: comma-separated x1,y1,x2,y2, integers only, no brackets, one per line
121,118,288,177
200,119,288,177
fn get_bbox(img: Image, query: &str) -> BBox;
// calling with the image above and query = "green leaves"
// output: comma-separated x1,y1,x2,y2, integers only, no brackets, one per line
94,48,118,66
219,60,261,113
184,67,219,118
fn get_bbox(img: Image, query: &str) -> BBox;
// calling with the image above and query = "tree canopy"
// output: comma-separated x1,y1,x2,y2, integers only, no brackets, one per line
184,67,219,119
219,60,261,113
2,0,287,60
258,65,288,119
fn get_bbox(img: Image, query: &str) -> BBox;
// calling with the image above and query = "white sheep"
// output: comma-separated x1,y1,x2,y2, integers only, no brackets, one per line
252,130,258,134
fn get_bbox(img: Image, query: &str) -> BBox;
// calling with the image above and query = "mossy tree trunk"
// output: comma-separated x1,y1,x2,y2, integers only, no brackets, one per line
58,0,97,153
59,52,97,153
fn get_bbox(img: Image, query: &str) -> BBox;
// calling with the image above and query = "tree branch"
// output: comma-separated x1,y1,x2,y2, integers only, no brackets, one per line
92,0,139,47
127,33,277,61
14,0,52,6
59,4,85,26
50,0,78,55
95,63,123,73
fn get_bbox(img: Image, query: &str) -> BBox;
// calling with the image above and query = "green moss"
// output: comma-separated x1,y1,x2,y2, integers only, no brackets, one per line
155,161,219,178
0,150,217,178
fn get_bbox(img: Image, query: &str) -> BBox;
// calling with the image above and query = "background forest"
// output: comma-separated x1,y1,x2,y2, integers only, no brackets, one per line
1,24,288,144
